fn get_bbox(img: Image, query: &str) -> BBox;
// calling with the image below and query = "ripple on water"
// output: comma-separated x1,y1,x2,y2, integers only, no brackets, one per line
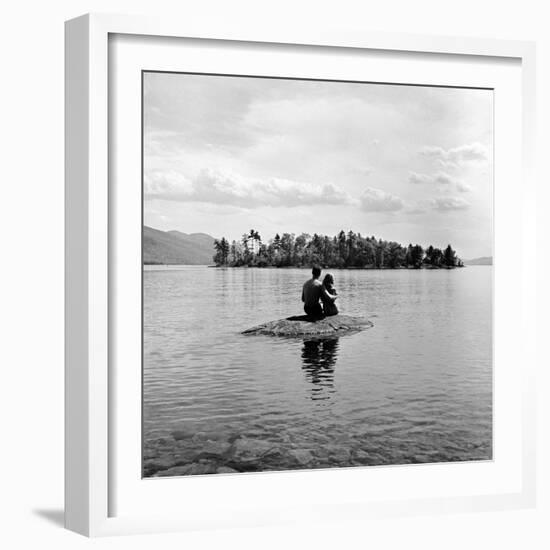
143,266,493,475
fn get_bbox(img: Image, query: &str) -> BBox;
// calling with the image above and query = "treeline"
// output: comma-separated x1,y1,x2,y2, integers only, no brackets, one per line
213,229,463,269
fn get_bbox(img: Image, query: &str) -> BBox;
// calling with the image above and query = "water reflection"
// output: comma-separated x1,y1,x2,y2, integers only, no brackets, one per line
301,338,339,400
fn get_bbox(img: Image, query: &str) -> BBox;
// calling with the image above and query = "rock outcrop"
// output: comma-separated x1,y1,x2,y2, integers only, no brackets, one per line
242,314,373,338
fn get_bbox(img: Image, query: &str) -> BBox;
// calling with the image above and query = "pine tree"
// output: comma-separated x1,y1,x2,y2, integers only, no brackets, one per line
444,244,457,267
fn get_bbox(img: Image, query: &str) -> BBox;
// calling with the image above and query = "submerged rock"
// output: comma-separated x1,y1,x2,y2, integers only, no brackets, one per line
145,456,177,473
229,437,281,463
242,314,373,338
194,439,232,459
154,465,193,477
156,462,218,476
288,449,315,466
172,424,197,441
216,466,239,474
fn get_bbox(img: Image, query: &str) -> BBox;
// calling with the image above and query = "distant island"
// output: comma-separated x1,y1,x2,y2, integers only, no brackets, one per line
213,229,464,270
464,256,493,266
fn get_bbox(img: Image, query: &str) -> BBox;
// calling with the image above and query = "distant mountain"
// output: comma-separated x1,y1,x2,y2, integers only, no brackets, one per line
464,256,493,266
143,226,216,265
166,230,216,250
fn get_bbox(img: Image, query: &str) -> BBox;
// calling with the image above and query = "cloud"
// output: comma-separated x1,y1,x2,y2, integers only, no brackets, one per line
359,187,404,212
409,171,471,192
455,181,472,193
409,171,456,185
144,168,354,208
430,197,470,211
420,142,489,166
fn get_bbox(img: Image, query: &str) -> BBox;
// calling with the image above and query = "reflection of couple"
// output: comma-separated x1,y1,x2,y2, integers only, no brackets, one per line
301,338,339,399
301,266,338,318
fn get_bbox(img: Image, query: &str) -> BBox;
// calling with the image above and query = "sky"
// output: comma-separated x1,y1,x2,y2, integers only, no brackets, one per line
143,72,493,259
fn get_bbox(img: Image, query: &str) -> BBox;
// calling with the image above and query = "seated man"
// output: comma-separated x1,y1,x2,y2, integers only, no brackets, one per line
301,266,336,318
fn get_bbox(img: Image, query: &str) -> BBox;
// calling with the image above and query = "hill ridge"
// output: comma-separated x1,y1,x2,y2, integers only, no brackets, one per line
144,226,215,265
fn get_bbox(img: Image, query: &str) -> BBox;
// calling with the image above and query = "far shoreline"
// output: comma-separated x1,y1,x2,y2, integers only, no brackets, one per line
143,263,493,270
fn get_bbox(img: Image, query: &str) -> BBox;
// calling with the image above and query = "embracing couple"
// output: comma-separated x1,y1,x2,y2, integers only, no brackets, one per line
301,266,339,319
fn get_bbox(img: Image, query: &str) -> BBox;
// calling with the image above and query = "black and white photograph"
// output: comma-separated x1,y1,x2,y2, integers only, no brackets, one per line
142,72,493,478
2,0,546,544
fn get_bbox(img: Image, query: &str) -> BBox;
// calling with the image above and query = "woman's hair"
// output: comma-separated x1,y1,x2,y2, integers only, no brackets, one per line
323,273,334,287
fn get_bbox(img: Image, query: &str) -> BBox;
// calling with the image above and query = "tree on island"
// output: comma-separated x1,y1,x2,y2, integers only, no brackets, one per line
213,230,462,270
424,246,443,268
410,244,424,268
444,244,457,267
213,237,230,266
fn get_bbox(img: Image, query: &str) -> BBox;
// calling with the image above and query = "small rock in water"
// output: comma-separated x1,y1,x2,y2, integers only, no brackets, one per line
146,456,177,472
288,449,315,466
195,439,232,458
192,432,209,443
242,314,373,338
154,465,192,477
352,449,370,462
172,424,197,441
204,430,230,441
155,437,174,446
216,466,239,474
195,461,220,473
185,463,218,476
328,447,352,464
229,437,281,463
143,449,159,460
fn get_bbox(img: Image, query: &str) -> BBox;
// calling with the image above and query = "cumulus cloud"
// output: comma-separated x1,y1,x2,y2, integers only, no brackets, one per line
144,168,354,208
420,142,489,166
359,187,404,212
409,171,471,193
430,197,470,211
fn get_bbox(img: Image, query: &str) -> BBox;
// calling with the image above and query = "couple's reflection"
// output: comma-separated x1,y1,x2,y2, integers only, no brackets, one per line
301,338,339,401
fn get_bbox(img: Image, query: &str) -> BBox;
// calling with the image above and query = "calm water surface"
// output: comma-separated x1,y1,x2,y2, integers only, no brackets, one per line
143,266,492,476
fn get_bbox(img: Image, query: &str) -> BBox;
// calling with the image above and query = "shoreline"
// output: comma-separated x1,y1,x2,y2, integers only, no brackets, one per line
144,263,472,270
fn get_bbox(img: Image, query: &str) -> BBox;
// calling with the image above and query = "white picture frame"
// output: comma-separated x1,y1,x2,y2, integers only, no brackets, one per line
65,13,537,537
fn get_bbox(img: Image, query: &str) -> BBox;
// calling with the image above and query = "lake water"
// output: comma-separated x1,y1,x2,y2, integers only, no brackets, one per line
143,266,492,477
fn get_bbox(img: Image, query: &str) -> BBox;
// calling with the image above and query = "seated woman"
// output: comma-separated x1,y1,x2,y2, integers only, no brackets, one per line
321,273,339,316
